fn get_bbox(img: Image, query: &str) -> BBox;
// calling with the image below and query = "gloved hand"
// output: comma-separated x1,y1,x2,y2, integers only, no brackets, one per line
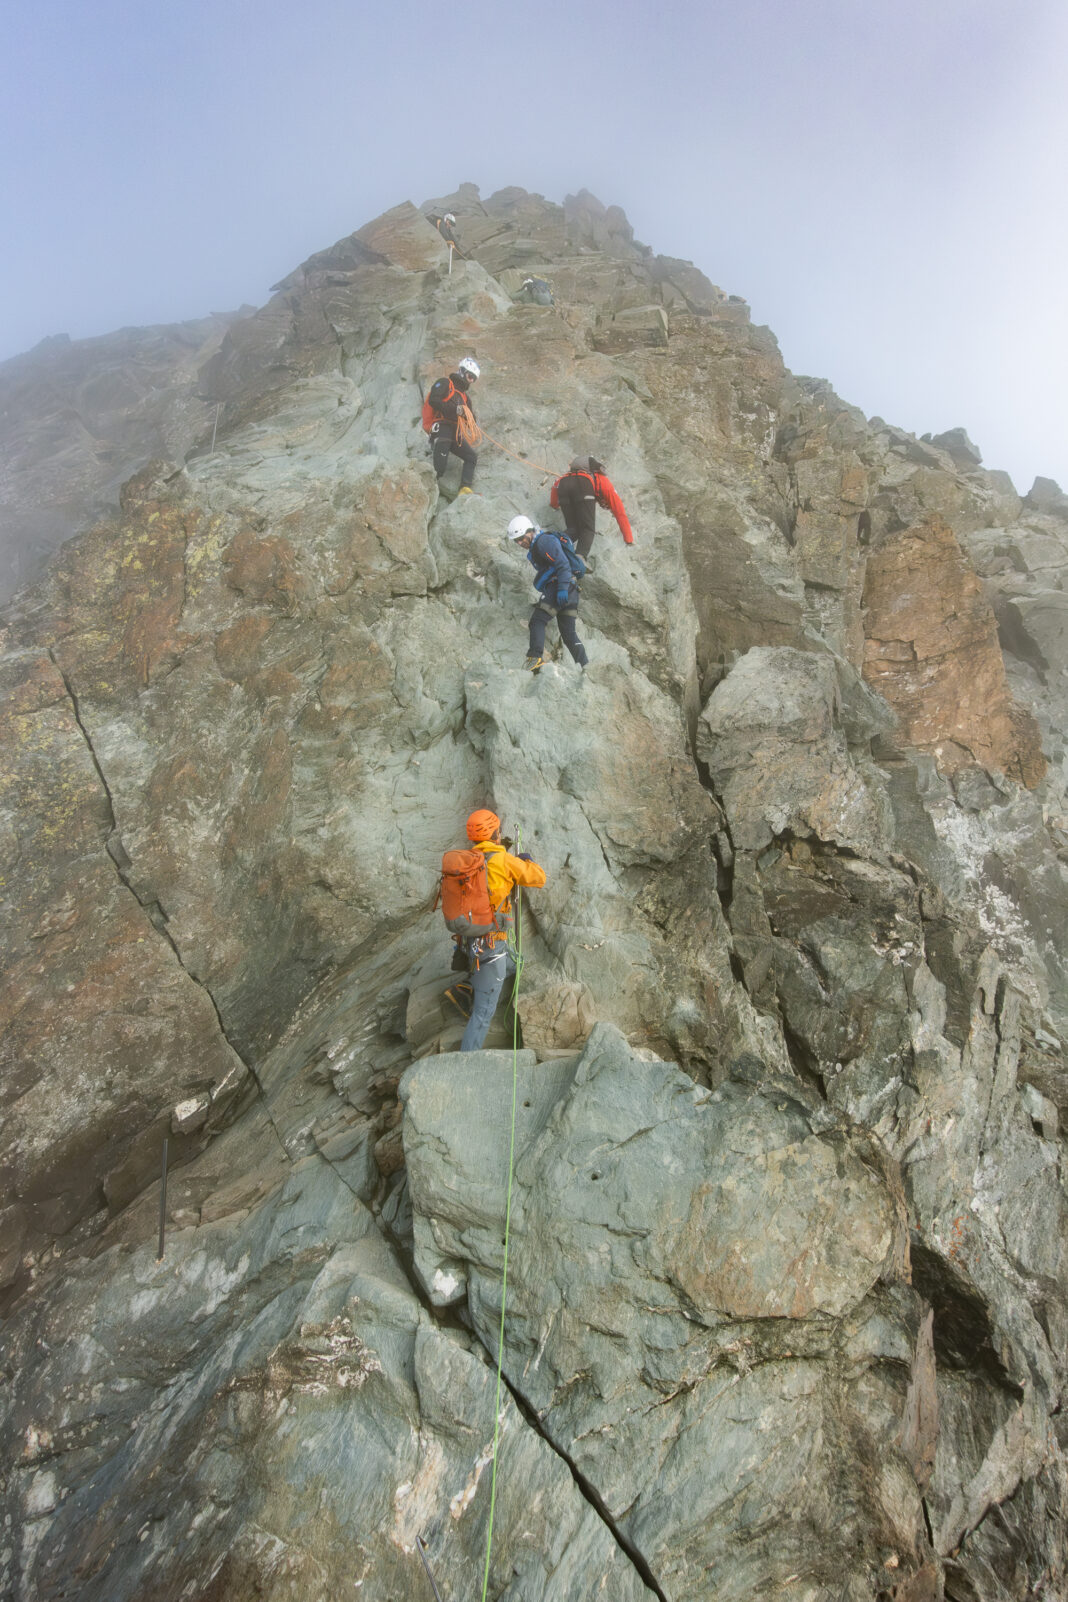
517,852,534,862
556,589,569,608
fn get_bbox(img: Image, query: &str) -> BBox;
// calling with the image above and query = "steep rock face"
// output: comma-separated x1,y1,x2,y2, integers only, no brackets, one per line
863,516,1045,785
1,188,1067,1601
1,1103,655,1602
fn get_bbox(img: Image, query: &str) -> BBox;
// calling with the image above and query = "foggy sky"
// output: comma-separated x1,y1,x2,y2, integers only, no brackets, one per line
2,0,1065,493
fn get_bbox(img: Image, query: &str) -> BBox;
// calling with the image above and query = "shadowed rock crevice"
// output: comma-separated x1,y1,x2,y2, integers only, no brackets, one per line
911,1238,1022,1396
45,645,284,1160
493,1361,671,1602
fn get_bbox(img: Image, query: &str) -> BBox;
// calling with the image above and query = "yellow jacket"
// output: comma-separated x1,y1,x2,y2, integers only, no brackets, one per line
474,840,547,942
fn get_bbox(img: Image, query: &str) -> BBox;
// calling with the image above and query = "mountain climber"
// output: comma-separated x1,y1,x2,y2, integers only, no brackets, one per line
550,456,634,559
430,212,459,247
454,809,546,1052
424,357,480,494
507,514,589,672
516,275,554,307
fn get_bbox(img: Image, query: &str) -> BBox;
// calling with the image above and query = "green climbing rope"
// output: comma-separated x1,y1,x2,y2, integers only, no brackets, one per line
479,825,525,1602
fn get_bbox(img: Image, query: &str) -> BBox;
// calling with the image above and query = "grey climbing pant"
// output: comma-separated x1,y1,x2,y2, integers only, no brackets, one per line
460,945,516,1051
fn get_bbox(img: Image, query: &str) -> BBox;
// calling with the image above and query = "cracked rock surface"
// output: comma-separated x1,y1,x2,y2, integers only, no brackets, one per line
1,187,1067,1600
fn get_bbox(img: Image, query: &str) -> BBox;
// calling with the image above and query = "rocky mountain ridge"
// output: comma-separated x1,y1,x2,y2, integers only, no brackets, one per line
0,309,254,602
1,184,1067,1601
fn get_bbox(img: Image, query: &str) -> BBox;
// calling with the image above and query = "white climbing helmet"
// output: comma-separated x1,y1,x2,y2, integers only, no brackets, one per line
507,515,536,541
457,356,480,381
444,212,457,225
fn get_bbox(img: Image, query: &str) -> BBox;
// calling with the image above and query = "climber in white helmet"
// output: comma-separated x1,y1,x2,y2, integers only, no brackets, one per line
423,357,481,495
507,514,589,673
430,211,459,248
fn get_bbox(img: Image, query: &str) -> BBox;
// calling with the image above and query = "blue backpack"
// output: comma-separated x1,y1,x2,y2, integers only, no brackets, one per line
533,530,586,580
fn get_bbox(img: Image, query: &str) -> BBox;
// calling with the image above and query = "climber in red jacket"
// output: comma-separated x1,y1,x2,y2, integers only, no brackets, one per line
550,456,634,560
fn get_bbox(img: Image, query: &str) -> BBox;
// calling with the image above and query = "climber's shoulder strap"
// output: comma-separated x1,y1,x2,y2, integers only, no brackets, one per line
428,376,455,410
556,532,586,579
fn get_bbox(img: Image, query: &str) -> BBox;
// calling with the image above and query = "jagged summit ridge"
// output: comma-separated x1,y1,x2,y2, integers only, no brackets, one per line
0,188,1066,1601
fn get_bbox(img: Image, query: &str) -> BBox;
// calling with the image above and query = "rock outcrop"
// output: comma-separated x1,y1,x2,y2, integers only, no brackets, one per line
0,312,250,602
1,188,1066,1602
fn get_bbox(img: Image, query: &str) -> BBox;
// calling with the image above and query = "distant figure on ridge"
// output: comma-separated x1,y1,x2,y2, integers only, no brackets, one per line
438,809,547,1052
515,275,554,307
430,212,459,248
422,357,480,495
551,455,634,560
507,514,589,673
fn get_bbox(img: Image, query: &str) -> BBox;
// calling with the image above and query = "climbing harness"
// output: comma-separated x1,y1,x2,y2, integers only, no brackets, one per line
479,823,525,1602
444,980,473,1019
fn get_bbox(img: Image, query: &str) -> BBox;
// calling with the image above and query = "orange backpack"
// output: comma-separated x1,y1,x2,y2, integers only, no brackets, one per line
422,376,456,434
437,848,501,938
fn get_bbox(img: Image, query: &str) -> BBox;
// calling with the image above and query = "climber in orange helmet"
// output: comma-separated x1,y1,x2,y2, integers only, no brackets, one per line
453,809,546,1052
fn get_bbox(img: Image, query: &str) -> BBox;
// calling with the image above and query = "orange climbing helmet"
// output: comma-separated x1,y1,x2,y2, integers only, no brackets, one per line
466,808,500,842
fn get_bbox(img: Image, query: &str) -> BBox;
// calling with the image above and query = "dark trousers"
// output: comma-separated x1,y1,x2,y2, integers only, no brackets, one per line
558,515,596,560
572,525,596,560
556,482,597,558
529,602,588,666
432,427,478,487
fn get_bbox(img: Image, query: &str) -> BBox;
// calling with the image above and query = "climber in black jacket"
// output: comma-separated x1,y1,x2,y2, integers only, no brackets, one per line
425,356,480,493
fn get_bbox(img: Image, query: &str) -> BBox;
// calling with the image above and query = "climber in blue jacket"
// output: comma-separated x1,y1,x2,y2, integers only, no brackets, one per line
507,514,589,672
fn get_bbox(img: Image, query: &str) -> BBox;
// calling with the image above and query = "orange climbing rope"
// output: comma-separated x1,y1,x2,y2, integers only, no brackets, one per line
454,406,560,481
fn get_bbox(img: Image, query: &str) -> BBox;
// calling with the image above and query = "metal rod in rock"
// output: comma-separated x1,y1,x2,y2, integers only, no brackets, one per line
157,1137,169,1260
416,1535,444,1602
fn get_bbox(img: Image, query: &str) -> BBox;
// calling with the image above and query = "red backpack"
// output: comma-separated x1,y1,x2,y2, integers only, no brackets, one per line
436,848,501,937
422,377,456,434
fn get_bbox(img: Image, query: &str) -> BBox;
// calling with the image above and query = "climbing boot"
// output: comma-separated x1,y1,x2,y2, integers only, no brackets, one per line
444,981,473,1018
524,655,546,674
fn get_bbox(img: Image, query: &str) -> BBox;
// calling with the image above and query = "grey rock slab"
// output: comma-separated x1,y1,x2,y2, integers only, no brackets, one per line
1,1132,655,1602
929,427,983,468
698,644,894,854
402,1025,926,1598
996,589,1068,678
1026,475,1068,519
400,1045,552,1306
